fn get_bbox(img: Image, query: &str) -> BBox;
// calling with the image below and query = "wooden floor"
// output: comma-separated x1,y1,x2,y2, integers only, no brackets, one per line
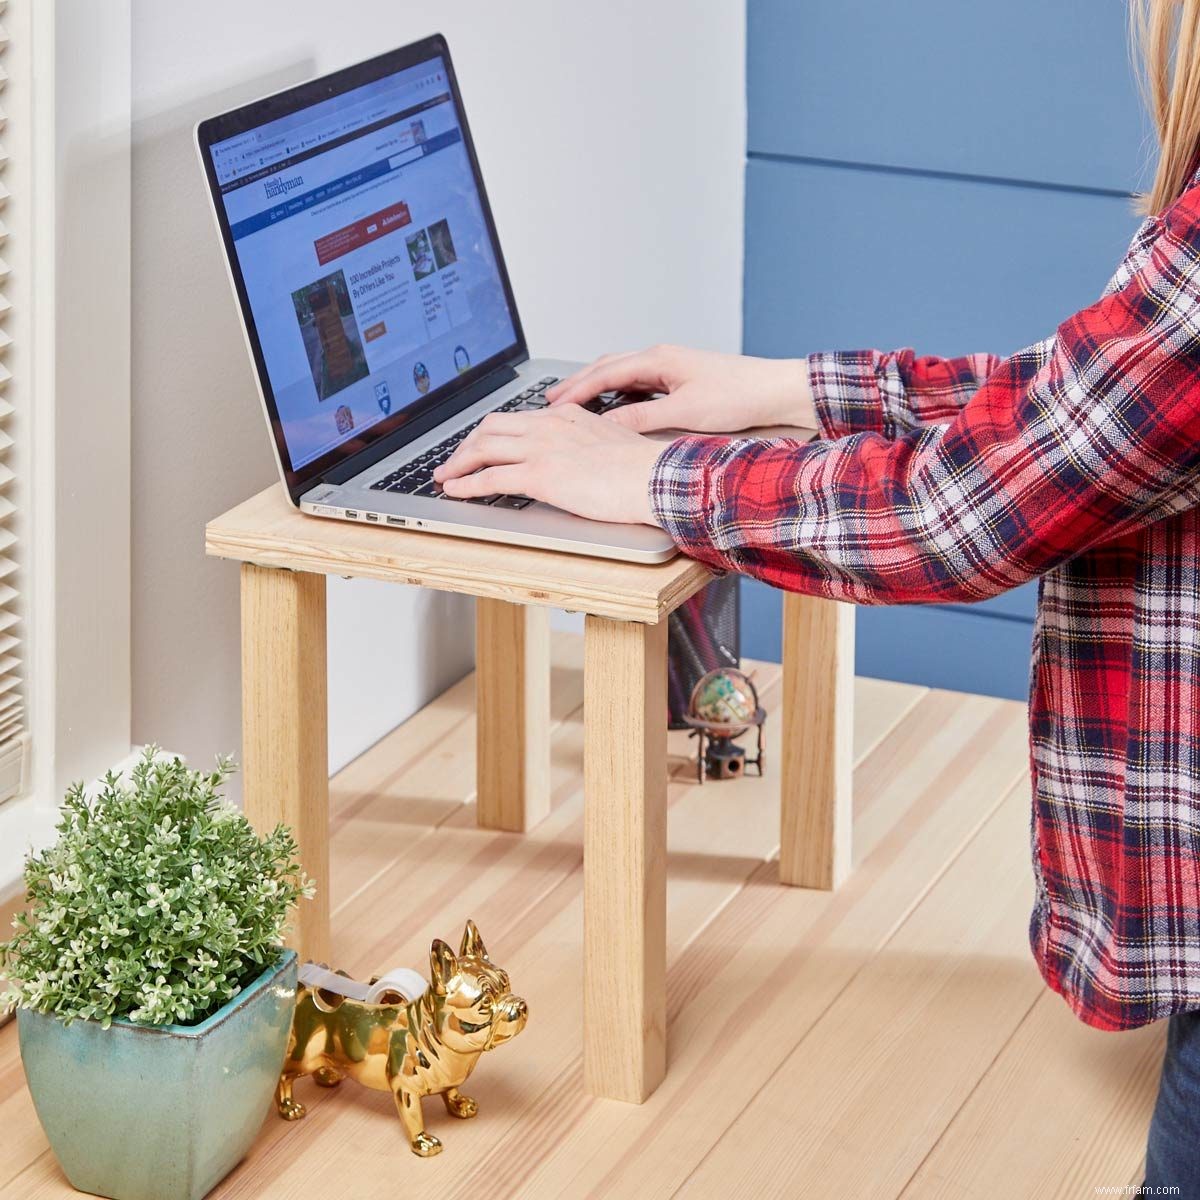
0,634,1165,1199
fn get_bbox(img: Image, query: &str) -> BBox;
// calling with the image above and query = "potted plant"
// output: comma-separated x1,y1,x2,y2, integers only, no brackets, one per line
1,748,312,1200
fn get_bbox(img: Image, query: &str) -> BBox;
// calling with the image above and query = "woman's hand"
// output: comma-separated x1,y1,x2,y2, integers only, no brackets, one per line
433,405,665,525
546,344,813,433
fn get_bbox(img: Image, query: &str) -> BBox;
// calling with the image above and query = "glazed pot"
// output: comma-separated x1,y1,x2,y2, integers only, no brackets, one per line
17,949,297,1200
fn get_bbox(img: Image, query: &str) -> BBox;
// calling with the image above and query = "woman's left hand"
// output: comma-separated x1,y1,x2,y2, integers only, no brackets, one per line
432,405,665,526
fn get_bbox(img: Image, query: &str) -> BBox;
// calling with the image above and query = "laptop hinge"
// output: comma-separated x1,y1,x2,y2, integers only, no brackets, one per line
319,364,518,489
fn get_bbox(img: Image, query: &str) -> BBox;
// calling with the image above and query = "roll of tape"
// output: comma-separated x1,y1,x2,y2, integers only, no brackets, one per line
297,962,372,1002
365,967,429,1003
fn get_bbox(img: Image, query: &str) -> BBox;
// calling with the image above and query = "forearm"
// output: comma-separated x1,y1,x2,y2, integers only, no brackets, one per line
650,429,1014,606
650,407,1199,607
808,347,1009,441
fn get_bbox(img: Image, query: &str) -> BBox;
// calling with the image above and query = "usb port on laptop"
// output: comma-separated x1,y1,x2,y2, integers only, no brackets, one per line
386,516,406,527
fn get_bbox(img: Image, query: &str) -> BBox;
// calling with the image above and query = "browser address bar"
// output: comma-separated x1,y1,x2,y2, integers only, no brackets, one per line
272,78,438,158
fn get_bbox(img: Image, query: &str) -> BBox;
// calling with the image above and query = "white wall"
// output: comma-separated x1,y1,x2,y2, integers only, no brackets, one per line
129,1,745,789
0,2,134,894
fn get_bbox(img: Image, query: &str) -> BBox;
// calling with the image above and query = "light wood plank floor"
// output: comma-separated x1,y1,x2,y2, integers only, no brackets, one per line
0,634,1164,1199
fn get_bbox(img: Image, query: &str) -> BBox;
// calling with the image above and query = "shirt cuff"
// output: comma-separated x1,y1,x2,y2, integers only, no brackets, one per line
650,432,823,574
806,350,890,440
648,436,741,572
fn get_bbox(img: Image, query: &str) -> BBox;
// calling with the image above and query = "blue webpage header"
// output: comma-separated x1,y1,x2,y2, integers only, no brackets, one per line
229,127,462,242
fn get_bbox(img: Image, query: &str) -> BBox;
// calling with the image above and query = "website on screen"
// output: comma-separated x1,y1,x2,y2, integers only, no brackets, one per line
211,56,518,470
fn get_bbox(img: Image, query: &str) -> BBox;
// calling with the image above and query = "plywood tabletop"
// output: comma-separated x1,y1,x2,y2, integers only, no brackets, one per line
205,484,713,623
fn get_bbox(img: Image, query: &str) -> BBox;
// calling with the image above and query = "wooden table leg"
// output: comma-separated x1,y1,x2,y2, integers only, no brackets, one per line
475,599,551,831
582,615,667,1103
779,592,855,889
240,563,330,964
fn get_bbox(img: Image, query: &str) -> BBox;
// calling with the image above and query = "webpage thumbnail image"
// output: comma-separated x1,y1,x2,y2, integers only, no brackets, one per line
410,218,457,279
406,218,457,279
291,270,370,402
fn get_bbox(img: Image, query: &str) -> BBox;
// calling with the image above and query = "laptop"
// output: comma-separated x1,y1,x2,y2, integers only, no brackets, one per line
195,33,678,564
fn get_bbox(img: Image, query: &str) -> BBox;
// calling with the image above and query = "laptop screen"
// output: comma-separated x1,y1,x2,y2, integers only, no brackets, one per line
206,51,520,473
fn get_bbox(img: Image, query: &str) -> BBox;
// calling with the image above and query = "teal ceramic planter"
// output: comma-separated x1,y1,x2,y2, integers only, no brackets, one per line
17,950,297,1200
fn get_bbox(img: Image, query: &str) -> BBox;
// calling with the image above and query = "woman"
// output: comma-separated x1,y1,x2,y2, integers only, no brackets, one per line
436,1,1200,1189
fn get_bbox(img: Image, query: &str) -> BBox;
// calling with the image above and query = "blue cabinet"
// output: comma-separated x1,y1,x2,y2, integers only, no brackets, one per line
742,1,1146,696
744,159,1138,364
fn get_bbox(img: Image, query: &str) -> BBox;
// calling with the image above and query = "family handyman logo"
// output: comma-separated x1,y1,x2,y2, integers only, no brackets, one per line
264,174,304,199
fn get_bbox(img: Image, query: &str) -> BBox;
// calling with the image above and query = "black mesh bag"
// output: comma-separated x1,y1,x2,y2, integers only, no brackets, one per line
666,577,740,728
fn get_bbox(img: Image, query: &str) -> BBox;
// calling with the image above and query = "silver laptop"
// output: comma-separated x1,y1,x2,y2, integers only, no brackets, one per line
195,34,677,564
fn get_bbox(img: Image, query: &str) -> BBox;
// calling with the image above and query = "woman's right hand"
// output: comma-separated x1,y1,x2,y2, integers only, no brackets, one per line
545,345,815,434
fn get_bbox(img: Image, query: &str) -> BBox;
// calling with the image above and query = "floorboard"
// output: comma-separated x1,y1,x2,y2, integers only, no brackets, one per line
678,781,1039,1198
898,992,1164,1199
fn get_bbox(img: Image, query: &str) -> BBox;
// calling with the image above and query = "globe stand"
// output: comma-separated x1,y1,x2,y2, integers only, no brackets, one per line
703,735,745,781
682,710,766,785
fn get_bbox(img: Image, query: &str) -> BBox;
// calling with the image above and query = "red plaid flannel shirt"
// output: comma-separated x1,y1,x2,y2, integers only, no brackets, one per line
650,178,1200,1032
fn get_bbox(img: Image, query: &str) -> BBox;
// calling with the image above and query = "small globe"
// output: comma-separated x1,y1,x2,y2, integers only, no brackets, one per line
687,668,760,736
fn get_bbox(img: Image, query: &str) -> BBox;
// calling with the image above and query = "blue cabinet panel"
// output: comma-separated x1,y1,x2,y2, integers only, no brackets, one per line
741,579,1035,702
747,0,1150,194
744,157,1141,363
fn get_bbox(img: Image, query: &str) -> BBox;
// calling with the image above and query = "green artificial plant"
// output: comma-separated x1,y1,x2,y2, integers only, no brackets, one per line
0,747,312,1027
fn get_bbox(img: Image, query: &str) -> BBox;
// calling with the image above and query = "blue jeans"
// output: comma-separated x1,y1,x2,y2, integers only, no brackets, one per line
1143,1011,1200,1197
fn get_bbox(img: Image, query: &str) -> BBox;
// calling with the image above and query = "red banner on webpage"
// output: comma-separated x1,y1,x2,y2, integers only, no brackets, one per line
314,201,413,266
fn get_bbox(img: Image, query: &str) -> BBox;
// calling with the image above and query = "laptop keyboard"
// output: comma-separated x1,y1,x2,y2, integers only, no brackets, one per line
369,376,561,507
367,376,557,508
367,376,642,508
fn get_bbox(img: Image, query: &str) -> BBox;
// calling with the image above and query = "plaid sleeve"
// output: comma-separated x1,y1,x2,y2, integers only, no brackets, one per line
650,191,1200,605
807,348,1004,440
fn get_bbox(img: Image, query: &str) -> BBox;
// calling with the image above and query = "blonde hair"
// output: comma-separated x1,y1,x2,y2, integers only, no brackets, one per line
1134,0,1200,213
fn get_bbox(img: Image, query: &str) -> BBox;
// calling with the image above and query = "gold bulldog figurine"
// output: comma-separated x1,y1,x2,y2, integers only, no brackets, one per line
275,920,528,1156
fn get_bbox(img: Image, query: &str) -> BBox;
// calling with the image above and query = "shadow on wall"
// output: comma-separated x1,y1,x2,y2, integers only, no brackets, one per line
130,61,477,799
131,63,313,804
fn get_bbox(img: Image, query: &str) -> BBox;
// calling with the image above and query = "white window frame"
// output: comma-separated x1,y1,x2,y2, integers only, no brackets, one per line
0,0,132,898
